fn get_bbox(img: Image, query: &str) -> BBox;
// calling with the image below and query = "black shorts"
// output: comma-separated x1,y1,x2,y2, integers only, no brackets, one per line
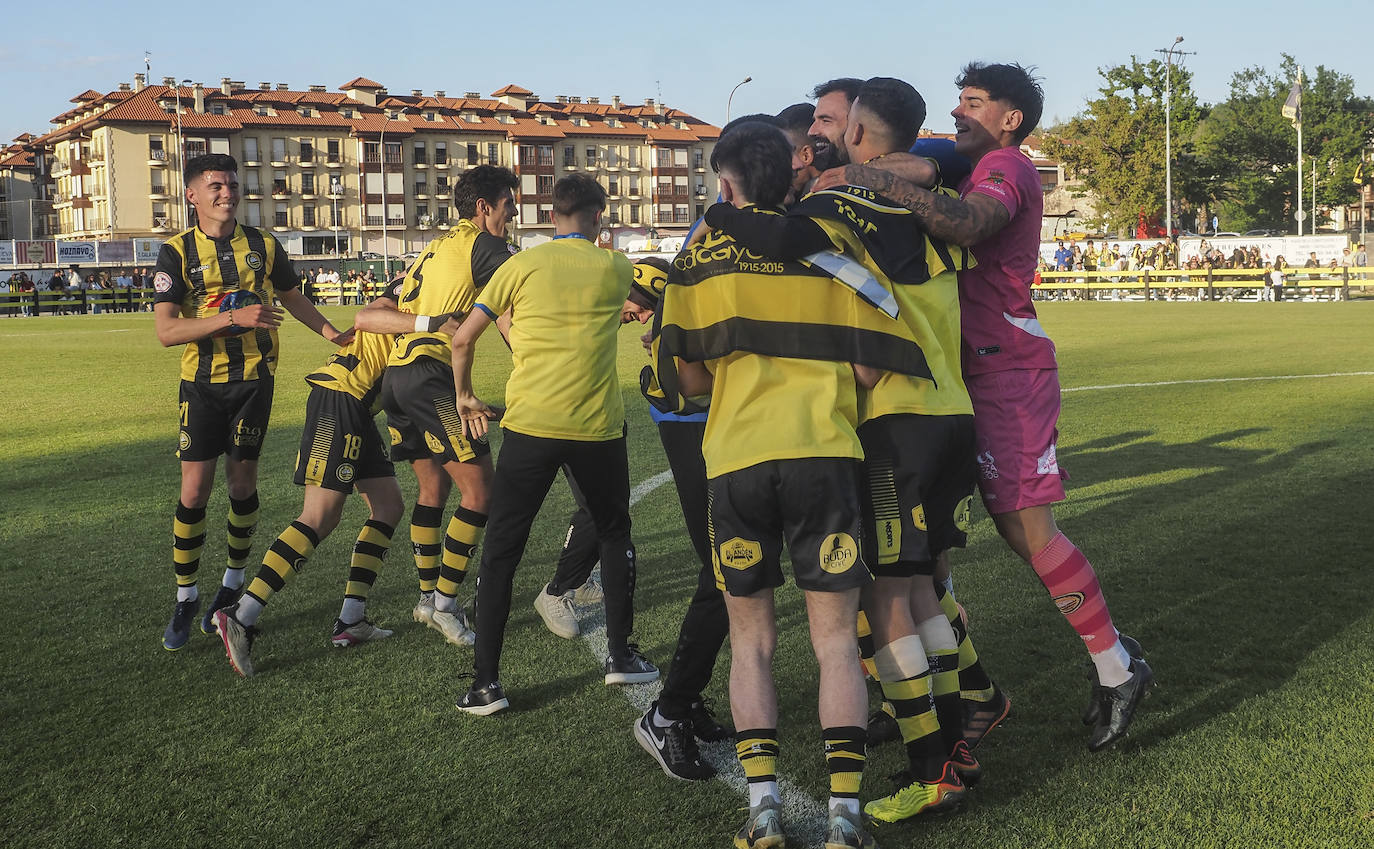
859,413,976,576
177,379,274,462
292,387,395,492
379,358,491,464
708,457,872,596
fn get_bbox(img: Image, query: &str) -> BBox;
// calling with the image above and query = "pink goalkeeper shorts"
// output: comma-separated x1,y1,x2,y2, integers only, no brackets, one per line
966,367,1068,514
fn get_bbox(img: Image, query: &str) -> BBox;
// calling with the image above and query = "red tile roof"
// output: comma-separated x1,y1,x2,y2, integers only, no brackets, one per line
492,84,533,96
341,77,383,90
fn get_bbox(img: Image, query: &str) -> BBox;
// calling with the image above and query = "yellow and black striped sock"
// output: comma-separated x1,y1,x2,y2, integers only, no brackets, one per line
857,608,878,680
242,521,319,614
173,502,207,595
225,492,260,574
936,582,994,701
875,635,945,783
927,646,963,755
410,504,443,594
823,726,866,805
436,506,486,600
346,519,394,602
735,728,780,789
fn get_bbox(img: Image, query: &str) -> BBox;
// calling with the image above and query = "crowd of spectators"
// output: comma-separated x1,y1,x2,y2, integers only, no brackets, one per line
300,267,380,305
2,267,153,316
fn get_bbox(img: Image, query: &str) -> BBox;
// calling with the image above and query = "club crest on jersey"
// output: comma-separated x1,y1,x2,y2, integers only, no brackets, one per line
719,537,762,570
244,251,263,271
178,430,191,451
819,532,859,574
336,463,355,484
154,271,174,293
987,170,1005,185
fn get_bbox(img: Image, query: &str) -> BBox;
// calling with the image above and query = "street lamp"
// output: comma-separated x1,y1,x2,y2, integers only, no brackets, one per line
329,178,343,256
1158,37,1184,240
726,76,752,124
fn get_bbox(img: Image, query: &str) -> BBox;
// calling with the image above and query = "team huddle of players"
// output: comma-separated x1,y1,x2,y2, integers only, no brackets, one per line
151,62,1153,849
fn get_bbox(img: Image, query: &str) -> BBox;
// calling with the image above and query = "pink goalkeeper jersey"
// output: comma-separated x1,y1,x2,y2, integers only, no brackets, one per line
957,146,1057,375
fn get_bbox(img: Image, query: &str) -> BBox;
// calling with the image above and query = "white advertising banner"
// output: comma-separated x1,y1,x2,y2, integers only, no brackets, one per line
134,238,163,264
0,241,13,265
56,241,98,265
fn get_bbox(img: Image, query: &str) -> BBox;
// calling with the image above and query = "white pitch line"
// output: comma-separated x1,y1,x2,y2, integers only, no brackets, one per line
0,327,134,338
1063,371,1374,393
568,469,830,848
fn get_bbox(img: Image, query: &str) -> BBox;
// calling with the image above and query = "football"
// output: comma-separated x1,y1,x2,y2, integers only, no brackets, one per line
207,289,262,337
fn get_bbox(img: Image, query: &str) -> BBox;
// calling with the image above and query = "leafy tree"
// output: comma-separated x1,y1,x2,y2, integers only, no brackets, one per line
1195,56,1371,233
1042,57,1203,235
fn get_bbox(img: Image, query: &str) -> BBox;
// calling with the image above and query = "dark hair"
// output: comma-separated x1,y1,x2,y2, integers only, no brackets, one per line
811,78,863,104
955,62,1044,142
552,173,606,216
184,153,237,184
709,121,792,209
719,112,778,138
774,103,814,134
854,77,926,150
454,164,519,218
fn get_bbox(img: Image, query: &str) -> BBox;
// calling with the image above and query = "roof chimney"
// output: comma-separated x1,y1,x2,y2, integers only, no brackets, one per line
162,76,176,87
588,96,600,104
118,82,131,92
435,90,445,98
259,82,271,91
276,83,289,91
221,77,232,95
193,82,205,114
464,91,480,99
308,84,326,93
411,89,423,97
611,95,621,110
133,73,146,92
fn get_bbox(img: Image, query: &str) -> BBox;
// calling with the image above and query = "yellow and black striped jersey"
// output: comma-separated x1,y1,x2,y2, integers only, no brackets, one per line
304,280,401,413
387,218,518,368
153,223,299,383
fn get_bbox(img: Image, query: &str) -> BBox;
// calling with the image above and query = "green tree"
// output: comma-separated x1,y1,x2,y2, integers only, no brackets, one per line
1042,57,1203,235
1191,56,1370,232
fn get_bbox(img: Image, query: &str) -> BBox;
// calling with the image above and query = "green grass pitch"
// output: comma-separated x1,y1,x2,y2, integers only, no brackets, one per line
1,302,1371,849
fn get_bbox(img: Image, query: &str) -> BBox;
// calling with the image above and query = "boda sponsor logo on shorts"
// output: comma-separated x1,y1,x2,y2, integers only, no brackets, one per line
954,496,973,532
911,504,927,531
1054,592,1084,615
819,532,859,574
178,430,191,451
337,463,355,484
233,421,263,447
719,537,762,570
388,426,402,446
424,431,444,454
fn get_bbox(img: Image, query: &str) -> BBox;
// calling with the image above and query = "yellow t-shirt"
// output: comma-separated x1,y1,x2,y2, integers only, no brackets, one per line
475,237,631,441
304,329,393,413
700,352,862,478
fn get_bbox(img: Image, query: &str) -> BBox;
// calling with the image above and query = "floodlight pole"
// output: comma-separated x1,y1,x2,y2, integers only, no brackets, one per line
1158,37,1185,240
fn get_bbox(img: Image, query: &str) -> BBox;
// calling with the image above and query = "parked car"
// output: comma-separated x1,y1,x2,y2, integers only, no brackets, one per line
1242,228,1283,237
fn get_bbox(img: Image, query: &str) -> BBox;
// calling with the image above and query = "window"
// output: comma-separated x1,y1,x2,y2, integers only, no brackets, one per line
693,148,704,169
271,137,286,162
413,141,427,164
435,175,450,195
414,180,428,196
331,203,342,226
211,102,227,115
272,170,288,194
629,147,640,167
563,146,576,167
300,172,315,195
586,146,597,166
242,137,258,162
467,143,479,164
695,203,705,221
326,139,340,163
519,146,538,166
674,149,688,167
536,175,553,195
608,177,619,196
275,202,289,227
300,139,314,162
656,148,673,167
364,141,379,163
148,136,166,160
537,208,552,224
184,138,207,158
244,201,261,227
609,209,620,224
436,207,450,224
628,177,639,196
435,142,447,165
244,170,260,194
152,202,169,227
150,172,166,193
675,204,689,223
538,145,554,166
630,205,639,224
487,143,499,164
302,206,316,227
384,142,401,165
297,106,313,118
416,202,429,224
695,181,706,197
328,177,343,197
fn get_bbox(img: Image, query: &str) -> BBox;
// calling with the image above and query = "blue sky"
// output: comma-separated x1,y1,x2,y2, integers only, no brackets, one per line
2,0,1368,145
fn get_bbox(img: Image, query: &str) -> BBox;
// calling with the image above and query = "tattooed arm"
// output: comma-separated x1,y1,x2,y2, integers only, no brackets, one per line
815,164,1009,247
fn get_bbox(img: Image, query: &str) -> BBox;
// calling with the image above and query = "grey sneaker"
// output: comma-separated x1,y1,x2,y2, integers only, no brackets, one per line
573,574,603,605
430,605,476,646
825,804,878,849
213,606,259,678
534,584,579,639
734,794,784,849
412,592,436,626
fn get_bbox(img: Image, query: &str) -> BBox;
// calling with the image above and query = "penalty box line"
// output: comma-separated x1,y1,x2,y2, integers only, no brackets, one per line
568,469,830,848
1064,371,1374,393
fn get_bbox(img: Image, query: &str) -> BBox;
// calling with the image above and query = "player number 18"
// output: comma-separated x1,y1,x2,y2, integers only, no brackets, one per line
343,434,362,460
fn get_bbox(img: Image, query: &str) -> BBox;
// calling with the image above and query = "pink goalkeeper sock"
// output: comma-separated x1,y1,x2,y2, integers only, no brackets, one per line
1031,532,1121,657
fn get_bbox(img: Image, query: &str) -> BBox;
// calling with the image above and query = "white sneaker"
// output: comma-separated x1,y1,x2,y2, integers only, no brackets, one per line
573,575,603,605
430,605,476,646
331,618,394,647
534,584,579,639
412,592,435,626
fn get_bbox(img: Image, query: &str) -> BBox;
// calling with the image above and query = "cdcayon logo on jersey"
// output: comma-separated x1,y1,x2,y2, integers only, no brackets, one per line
819,533,858,574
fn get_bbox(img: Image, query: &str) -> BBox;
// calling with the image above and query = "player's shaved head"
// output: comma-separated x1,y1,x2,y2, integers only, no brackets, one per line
851,77,926,151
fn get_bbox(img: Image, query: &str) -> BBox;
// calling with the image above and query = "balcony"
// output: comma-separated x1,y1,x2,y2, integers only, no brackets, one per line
149,188,169,199
325,156,342,168
300,192,317,200
270,157,289,167
244,187,263,198
433,159,449,169
414,189,430,199
298,156,316,168
147,150,168,166
243,157,261,166
271,184,290,198
414,160,429,169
